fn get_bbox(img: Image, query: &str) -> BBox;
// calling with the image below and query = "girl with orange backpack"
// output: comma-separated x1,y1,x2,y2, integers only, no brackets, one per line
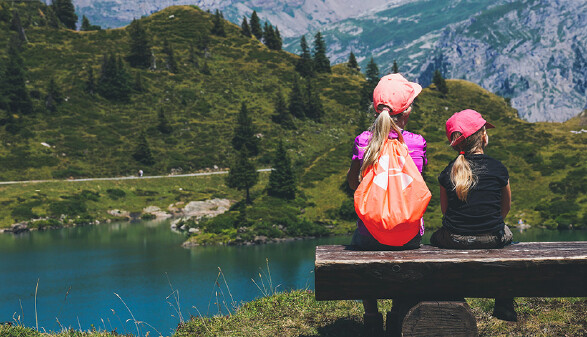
347,74,431,334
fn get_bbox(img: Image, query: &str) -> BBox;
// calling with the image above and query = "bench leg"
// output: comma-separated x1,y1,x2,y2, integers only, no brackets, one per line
387,300,478,337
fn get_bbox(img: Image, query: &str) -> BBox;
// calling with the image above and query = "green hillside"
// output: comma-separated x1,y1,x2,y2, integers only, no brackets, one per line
0,1,584,234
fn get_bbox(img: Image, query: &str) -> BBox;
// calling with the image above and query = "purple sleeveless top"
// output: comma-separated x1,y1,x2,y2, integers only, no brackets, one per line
352,130,428,236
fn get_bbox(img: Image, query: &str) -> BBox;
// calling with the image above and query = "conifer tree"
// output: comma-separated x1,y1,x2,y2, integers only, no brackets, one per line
226,148,258,204
1,37,33,115
188,45,198,67
126,19,151,69
250,11,262,40
52,0,77,30
392,60,399,74
312,32,330,73
288,77,305,119
267,140,296,200
211,9,226,37
162,39,178,73
433,69,448,95
200,60,211,75
232,102,259,156
134,71,144,92
296,35,314,77
274,27,282,50
305,80,324,121
348,51,359,71
157,107,172,134
133,132,155,165
271,90,294,129
10,10,27,43
85,64,95,94
80,15,100,31
97,53,131,101
45,77,63,113
360,57,380,108
241,16,251,37
46,6,60,29
81,15,91,31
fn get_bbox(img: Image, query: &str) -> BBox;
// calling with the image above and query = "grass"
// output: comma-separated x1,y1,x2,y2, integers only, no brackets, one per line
6,292,579,337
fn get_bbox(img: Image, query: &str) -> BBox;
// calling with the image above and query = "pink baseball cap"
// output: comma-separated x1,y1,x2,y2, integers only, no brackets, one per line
373,74,422,115
445,109,495,146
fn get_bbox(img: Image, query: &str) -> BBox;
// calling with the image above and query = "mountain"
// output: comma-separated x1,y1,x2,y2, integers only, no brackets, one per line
284,0,587,122
67,0,392,36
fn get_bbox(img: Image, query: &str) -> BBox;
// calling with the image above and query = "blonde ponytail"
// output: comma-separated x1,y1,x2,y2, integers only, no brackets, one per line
360,109,405,180
449,127,485,201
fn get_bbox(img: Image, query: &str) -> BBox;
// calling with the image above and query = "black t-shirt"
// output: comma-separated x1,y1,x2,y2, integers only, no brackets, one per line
438,154,509,235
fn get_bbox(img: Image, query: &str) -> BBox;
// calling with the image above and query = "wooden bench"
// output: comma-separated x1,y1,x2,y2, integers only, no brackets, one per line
315,242,587,337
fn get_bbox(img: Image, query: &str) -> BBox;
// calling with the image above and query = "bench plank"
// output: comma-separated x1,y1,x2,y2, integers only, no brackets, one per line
315,242,587,300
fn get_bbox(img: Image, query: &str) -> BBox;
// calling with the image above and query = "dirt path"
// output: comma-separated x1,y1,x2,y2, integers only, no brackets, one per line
0,168,272,185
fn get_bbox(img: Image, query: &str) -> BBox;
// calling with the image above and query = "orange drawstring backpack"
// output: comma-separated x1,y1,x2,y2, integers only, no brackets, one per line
354,138,432,245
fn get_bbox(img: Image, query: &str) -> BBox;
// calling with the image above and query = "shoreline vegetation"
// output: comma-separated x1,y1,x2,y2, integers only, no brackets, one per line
1,291,585,337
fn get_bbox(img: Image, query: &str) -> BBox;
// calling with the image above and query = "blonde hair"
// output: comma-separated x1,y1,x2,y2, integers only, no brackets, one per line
450,126,486,201
360,106,406,179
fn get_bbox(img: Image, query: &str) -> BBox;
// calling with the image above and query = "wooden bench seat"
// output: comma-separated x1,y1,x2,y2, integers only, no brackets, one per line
315,242,587,336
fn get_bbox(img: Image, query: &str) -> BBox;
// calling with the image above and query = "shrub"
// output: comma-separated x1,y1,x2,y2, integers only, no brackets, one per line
106,188,126,200
28,218,62,229
11,204,39,221
49,200,87,216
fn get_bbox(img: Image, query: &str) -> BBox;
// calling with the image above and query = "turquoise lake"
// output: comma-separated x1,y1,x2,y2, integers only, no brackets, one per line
0,220,585,336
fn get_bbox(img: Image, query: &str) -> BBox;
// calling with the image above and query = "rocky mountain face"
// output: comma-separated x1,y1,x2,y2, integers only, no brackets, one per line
65,0,586,122
285,0,586,122
67,0,392,36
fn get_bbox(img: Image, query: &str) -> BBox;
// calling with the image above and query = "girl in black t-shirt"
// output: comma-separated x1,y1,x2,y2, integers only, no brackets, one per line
430,109,517,321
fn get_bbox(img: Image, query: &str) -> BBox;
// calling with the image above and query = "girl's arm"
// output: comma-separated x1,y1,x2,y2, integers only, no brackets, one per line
347,160,361,190
501,182,511,219
440,186,448,215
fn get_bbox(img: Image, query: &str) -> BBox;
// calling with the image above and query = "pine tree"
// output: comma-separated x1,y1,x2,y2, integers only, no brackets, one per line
360,57,380,108
433,69,448,95
188,45,198,67
162,39,178,73
1,37,33,115
134,71,144,92
295,35,314,77
226,148,258,204
392,60,399,74
45,76,63,113
232,102,259,156
81,15,91,31
262,22,275,49
271,90,294,129
46,6,60,29
85,64,95,94
250,11,262,40
52,0,77,30
241,16,251,37
288,77,305,119
267,140,296,200
200,60,211,75
97,53,131,101
126,19,151,69
348,51,359,71
157,107,172,134
305,80,324,121
80,15,100,31
10,10,27,43
133,132,155,165
274,27,282,50
312,32,330,73
211,9,226,37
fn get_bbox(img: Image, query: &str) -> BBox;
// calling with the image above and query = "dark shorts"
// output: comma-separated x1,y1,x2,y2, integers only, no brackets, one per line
351,228,421,251
430,225,513,249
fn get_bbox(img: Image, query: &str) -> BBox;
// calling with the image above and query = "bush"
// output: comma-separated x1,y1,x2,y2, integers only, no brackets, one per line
78,190,100,201
106,188,126,200
11,203,39,221
49,200,87,216
141,213,156,220
52,167,86,179
28,218,62,229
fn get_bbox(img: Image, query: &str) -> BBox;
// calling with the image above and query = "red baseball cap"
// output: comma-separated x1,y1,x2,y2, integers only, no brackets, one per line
445,109,495,146
373,74,422,115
